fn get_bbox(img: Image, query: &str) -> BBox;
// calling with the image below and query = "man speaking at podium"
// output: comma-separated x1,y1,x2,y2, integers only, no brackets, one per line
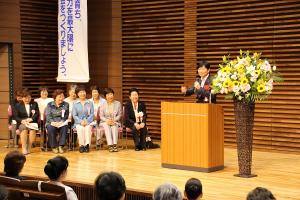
181,61,216,103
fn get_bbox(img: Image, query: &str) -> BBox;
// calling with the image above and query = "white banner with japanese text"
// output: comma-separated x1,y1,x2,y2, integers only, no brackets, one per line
57,0,89,82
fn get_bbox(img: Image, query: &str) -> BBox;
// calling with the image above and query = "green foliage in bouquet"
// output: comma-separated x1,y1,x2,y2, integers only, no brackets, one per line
212,50,283,102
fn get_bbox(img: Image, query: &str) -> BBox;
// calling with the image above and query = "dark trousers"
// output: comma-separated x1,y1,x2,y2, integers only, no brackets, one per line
131,125,147,148
47,125,68,148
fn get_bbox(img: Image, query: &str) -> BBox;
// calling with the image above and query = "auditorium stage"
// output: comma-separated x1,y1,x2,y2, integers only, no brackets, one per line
0,141,299,200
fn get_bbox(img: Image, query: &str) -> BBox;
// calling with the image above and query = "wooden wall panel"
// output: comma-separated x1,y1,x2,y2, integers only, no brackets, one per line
109,0,122,101
122,0,300,152
122,0,185,136
20,0,66,97
196,0,300,152
0,0,19,139
0,45,9,139
19,0,118,99
88,0,110,94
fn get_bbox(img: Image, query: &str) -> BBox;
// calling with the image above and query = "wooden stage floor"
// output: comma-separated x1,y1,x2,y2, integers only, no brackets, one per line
0,141,299,200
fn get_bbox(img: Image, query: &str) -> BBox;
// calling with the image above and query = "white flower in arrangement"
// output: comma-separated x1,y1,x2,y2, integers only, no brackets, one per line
246,65,255,74
265,85,272,92
220,88,228,94
220,76,226,82
273,65,276,71
261,60,271,72
235,91,240,96
231,73,238,80
250,77,257,82
238,58,247,65
268,78,273,85
240,84,251,93
233,85,240,93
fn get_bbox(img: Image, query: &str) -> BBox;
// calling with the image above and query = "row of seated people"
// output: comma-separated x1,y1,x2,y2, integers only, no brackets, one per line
0,151,276,200
9,85,148,155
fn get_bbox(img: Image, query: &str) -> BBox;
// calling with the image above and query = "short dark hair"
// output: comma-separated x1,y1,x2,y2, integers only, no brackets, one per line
95,171,126,200
39,87,48,93
247,187,276,200
90,85,100,93
44,156,69,181
21,88,31,97
4,151,26,177
76,85,86,95
185,178,202,200
52,89,65,99
197,61,210,70
15,88,23,97
104,88,114,97
129,88,139,96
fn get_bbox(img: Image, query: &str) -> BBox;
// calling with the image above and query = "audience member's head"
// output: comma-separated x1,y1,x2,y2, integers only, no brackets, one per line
4,151,26,179
247,187,276,200
44,156,69,181
153,183,182,200
0,185,8,200
184,178,202,200
95,171,126,200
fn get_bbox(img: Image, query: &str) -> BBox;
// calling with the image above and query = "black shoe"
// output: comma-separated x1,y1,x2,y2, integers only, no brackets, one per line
79,146,84,153
84,145,89,153
135,146,140,151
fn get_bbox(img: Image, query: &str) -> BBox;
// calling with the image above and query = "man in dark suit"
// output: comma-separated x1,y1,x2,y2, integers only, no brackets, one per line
124,88,148,151
14,89,39,155
181,61,216,103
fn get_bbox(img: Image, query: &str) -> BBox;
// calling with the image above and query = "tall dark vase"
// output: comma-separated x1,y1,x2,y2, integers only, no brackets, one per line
233,99,257,178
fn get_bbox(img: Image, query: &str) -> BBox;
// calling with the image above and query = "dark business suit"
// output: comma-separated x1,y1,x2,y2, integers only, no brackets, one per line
185,74,216,103
14,101,40,129
125,101,148,149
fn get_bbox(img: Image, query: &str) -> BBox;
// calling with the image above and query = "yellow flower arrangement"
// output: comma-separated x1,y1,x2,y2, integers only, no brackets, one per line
212,50,282,102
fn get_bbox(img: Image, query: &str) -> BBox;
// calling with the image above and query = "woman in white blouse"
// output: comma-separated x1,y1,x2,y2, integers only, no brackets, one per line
34,87,53,149
34,87,53,122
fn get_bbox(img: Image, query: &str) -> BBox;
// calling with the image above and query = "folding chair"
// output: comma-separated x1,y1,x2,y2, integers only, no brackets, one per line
0,176,67,200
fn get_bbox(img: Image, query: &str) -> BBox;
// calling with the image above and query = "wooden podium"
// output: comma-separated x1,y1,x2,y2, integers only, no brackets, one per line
161,102,224,172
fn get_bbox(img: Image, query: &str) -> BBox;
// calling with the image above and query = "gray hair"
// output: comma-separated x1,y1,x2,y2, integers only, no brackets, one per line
153,183,182,200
